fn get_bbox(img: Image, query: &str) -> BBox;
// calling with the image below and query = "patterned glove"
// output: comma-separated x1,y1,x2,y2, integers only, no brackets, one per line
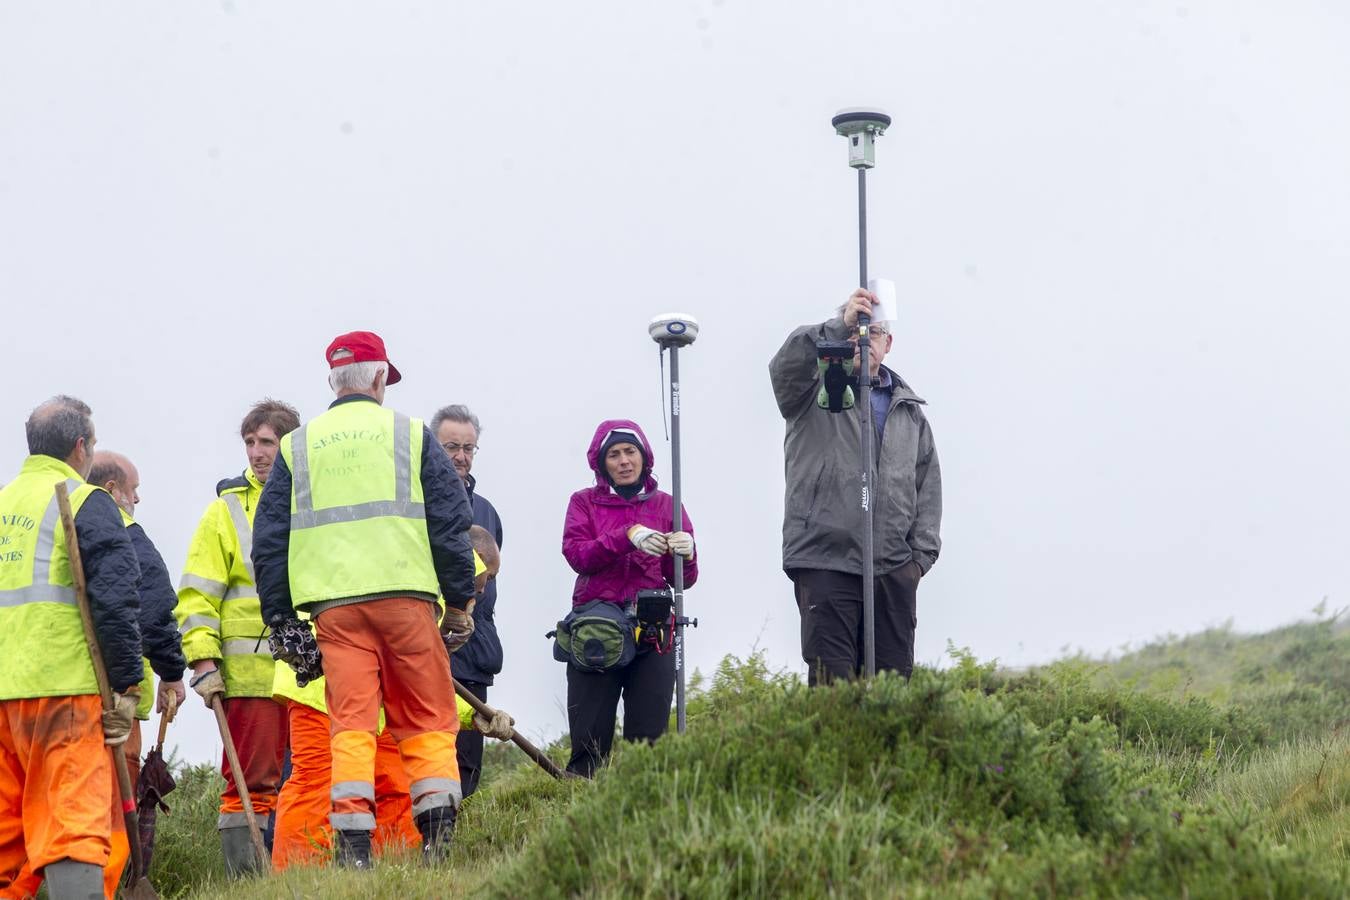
102,692,139,746
441,600,476,654
267,616,324,687
472,707,515,741
627,525,668,556
666,531,694,559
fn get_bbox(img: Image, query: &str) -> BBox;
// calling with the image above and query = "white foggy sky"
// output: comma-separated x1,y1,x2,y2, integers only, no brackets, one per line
2,2,1347,765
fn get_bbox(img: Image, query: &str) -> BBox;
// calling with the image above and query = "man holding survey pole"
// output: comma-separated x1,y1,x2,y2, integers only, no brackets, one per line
769,287,942,685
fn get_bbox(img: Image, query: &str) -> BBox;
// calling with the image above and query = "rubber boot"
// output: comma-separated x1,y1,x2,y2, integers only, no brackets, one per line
415,806,457,864
220,825,263,878
44,859,103,900
335,829,372,869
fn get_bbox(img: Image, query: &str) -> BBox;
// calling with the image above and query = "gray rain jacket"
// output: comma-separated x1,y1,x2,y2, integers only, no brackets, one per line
769,315,942,577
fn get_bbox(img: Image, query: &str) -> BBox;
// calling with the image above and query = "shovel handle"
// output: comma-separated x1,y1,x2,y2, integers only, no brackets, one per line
210,696,270,869
55,483,153,886
452,677,571,780
156,692,176,747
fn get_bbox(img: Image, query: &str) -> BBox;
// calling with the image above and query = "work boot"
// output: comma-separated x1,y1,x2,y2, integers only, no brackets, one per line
335,829,372,869
415,806,457,863
45,860,102,900
220,825,264,878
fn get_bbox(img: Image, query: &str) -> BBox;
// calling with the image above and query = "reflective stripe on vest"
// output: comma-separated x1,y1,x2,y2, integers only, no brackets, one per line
221,493,256,587
280,404,439,609
288,413,424,530
0,461,102,700
0,481,80,609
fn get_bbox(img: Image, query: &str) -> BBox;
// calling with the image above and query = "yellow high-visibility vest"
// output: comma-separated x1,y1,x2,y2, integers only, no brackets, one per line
279,402,439,609
0,456,103,700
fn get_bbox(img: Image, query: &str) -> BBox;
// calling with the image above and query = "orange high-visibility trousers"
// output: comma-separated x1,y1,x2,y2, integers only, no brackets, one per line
6,717,138,900
103,722,142,898
316,598,460,833
272,701,418,870
0,695,114,898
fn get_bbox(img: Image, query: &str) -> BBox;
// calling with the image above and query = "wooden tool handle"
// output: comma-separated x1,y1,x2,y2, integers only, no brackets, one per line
453,677,570,780
210,696,270,867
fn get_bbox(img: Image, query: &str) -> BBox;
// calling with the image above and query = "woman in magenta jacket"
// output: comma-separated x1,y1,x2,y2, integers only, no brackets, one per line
561,419,697,777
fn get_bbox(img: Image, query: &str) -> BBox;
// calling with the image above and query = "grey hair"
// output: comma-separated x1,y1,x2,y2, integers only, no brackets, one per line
87,452,130,490
26,395,94,459
429,404,482,438
328,356,386,394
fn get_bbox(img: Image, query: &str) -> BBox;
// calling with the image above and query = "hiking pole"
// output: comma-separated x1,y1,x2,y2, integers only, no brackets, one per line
650,314,700,732
210,695,270,868
832,108,890,679
452,677,571,780
55,483,159,900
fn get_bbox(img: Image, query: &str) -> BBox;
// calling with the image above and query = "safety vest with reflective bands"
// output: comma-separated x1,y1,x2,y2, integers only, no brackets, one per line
174,470,274,698
120,507,157,719
279,401,439,610
0,456,103,700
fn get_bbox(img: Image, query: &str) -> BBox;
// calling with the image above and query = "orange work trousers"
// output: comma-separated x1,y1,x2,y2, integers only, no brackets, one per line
0,695,114,898
218,697,287,829
272,702,419,870
104,722,143,898
316,598,460,833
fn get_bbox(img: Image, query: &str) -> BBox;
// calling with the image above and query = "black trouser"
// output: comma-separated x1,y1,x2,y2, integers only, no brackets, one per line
565,645,676,778
791,562,921,685
456,680,488,798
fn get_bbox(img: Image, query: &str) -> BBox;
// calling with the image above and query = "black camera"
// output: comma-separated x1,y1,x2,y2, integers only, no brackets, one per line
635,589,674,628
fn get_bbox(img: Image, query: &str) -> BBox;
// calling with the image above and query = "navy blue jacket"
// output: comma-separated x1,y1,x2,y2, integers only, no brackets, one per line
454,474,503,685
75,489,145,693
128,522,187,681
253,396,478,624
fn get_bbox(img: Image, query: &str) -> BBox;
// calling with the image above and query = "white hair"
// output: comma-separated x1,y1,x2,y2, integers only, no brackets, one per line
328,359,386,394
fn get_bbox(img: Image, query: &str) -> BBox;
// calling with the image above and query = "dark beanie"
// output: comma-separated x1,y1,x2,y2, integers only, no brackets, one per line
600,428,646,465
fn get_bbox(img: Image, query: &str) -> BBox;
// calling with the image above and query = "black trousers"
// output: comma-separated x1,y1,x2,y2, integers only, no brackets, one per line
565,646,676,778
456,681,488,798
791,562,921,685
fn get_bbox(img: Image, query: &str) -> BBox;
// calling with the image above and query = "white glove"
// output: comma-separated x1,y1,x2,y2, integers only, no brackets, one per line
666,531,694,560
472,708,515,741
190,667,225,707
627,525,668,556
102,692,139,746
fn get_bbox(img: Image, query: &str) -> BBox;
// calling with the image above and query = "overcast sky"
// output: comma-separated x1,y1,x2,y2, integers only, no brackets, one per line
3,2,1347,766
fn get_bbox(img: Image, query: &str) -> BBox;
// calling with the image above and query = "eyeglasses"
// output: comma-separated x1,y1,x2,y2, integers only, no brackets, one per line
441,442,479,456
847,327,890,342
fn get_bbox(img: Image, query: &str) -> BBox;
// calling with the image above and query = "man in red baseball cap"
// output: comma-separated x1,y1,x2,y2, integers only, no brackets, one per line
326,331,402,386
253,330,478,866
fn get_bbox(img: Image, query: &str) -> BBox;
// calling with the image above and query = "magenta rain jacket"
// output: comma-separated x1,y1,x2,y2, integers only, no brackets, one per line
561,419,698,608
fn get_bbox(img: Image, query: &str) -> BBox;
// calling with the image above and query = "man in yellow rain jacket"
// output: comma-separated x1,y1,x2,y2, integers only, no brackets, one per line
175,399,299,877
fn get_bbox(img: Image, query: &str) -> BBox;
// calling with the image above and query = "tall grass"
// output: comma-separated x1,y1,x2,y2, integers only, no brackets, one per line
161,616,1349,898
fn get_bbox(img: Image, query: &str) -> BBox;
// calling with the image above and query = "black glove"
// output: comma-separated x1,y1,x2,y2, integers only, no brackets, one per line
268,616,324,687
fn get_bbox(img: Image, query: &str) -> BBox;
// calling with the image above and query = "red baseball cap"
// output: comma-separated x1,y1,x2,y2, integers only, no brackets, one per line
325,331,403,385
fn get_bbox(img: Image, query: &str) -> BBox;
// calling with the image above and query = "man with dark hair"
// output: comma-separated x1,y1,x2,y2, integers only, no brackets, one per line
0,397,143,898
430,404,504,798
87,450,186,894
770,289,942,685
175,398,300,877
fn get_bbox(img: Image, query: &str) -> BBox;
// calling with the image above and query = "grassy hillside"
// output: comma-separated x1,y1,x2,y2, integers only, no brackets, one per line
147,614,1348,899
